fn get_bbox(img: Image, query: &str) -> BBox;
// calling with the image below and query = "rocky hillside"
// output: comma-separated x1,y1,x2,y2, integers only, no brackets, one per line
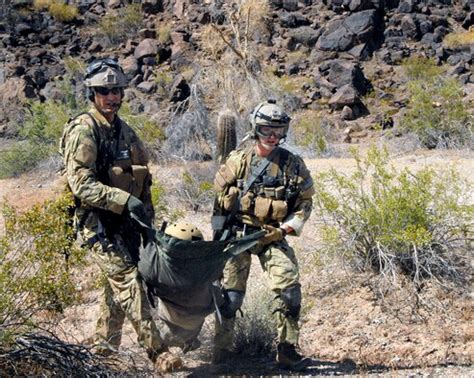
0,0,473,157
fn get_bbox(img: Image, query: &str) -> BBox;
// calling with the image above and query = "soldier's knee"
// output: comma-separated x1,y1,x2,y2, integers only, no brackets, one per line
280,285,301,319
219,290,245,319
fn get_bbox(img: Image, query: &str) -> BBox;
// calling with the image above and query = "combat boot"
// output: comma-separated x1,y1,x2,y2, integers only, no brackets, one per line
276,342,310,370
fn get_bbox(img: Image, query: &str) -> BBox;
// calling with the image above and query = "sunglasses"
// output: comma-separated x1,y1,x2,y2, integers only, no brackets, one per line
86,58,123,78
94,87,122,96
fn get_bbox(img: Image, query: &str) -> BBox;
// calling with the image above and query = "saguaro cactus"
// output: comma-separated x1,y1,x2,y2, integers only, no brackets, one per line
216,112,237,164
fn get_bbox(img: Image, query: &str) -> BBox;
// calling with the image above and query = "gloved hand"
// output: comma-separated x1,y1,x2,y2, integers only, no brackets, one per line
260,225,286,246
126,195,150,227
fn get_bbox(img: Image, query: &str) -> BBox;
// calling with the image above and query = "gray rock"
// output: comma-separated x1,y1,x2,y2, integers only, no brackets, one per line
329,84,360,109
287,26,321,47
137,80,156,94
134,38,158,60
401,15,418,39
341,105,355,120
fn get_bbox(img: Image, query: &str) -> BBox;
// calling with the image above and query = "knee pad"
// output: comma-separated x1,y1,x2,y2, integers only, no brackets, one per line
219,290,245,319
280,285,301,319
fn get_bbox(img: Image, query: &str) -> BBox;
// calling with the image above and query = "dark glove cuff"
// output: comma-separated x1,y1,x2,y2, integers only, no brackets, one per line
280,228,287,237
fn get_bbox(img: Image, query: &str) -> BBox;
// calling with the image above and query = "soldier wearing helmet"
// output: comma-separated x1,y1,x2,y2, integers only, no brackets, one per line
212,100,314,369
60,58,168,370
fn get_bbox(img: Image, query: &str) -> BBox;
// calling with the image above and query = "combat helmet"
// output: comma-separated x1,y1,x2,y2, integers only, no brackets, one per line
165,222,204,241
249,99,290,141
84,57,127,100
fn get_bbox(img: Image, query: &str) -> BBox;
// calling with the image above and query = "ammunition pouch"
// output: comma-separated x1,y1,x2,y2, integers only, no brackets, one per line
240,192,255,213
108,163,149,197
253,196,288,223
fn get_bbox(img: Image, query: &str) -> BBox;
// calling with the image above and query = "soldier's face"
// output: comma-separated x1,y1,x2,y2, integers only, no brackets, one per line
93,87,123,121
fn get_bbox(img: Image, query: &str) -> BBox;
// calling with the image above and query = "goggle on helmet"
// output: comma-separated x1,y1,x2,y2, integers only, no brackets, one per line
84,58,127,89
250,99,290,140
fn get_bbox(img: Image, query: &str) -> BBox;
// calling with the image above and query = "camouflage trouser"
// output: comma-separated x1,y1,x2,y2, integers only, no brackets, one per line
215,238,301,350
91,233,163,359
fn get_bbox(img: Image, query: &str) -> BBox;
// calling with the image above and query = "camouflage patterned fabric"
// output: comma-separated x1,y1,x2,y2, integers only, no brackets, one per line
60,106,162,358
213,143,314,349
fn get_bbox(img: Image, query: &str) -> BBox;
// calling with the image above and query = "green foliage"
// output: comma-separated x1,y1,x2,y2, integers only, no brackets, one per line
99,4,143,44
0,141,52,179
0,195,86,336
292,110,329,155
119,103,165,145
20,100,71,144
402,56,445,80
180,170,215,211
234,282,276,355
314,145,473,287
151,181,184,224
33,0,78,22
157,24,171,44
401,57,472,148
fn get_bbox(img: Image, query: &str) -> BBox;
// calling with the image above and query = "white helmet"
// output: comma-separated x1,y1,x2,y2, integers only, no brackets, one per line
165,222,204,241
249,99,290,140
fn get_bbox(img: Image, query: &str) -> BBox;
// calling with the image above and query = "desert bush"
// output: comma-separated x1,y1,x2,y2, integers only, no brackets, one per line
234,280,276,356
33,0,78,22
0,99,73,178
443,28,474,49
20,100,71,144
99,4,143,44
291,109,330,156
400,57,473,148
0,141,52,179
119,103,165,147
178,167,215,212
151,181,184,224
0,194,86,338
314,145,473,289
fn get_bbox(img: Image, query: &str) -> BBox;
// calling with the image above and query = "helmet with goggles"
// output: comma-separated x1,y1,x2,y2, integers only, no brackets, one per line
165,222,204,241
84,58,127,100
250,99,290,140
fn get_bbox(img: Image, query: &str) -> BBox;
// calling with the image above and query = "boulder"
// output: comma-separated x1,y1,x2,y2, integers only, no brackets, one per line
328,84,360,109
134,38,158,60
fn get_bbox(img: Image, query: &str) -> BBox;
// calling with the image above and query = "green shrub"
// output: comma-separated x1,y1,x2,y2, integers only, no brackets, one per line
33,0,78,22
401,57,472,148
314,145,473,287
99,4,143,44
151,181,184,224
0,194,86,336
119,103,165,146
234,282,276,356
0,141,52,179
20,100,71,144
291,110,330,156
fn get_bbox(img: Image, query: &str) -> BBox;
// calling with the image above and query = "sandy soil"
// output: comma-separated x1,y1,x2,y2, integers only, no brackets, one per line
0,148,473,376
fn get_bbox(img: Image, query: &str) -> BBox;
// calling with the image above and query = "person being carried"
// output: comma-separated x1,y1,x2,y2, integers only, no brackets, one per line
59,57,178,372
212,100,315,369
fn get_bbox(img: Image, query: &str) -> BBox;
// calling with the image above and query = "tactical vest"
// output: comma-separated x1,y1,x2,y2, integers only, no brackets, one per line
215,145,311,227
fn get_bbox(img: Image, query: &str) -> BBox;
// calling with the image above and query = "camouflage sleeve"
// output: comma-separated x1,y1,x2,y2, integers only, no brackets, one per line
281,155,314,236
213,149,246,214
63,122,130,214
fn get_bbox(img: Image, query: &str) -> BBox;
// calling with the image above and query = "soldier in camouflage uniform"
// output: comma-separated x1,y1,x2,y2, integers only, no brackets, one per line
59,58,174,370
212,100,314,369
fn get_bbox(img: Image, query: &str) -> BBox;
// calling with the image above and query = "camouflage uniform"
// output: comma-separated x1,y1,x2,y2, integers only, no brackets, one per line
213,142,314,351
61,106,163,358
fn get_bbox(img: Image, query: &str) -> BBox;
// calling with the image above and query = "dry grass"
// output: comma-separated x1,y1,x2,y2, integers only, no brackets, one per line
443,28,474,49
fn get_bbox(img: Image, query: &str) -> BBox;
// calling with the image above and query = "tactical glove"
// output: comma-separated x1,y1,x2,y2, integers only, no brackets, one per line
260,225,286,246
126,195,150,227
